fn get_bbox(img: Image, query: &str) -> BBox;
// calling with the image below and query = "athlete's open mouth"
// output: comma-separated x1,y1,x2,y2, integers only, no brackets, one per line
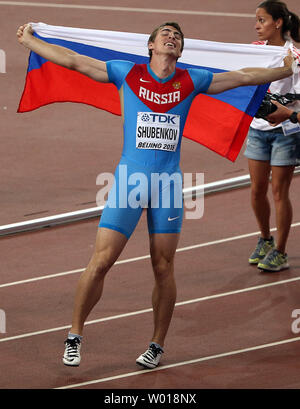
165,42,176,48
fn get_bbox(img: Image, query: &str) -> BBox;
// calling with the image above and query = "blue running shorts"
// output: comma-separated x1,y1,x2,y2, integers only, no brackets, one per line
99,158,183,239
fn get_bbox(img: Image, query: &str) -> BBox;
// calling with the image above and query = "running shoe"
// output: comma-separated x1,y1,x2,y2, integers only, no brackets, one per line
248,236,275,264
258,249,289,272
136,343,163,369
62,337,81,367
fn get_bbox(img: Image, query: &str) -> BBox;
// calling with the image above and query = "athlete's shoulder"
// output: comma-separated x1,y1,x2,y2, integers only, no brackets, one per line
106,60,135,89
106,60,135,75
186,67,213,93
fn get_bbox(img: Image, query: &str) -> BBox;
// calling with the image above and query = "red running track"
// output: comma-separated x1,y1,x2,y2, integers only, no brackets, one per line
0,0,300,390
1,182,300,389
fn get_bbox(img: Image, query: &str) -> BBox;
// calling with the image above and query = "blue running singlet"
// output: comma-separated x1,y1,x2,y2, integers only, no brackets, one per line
99,61,213,238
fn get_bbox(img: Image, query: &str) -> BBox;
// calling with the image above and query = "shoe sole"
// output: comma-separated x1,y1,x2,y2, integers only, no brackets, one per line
62,359,80,367
249,259,260,265
136,360,158,369
258,263,289,272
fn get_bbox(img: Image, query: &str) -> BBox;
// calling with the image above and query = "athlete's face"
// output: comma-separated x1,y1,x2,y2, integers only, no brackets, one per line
148,26,183,59
255,8,283,44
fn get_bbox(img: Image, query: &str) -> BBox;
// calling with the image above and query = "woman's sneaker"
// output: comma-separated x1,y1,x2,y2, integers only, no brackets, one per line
62,337,81,366
136,343,164,369
249,236,275,264
258,249,289,272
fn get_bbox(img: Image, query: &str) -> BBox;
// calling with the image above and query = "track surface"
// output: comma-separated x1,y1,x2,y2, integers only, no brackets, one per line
0,0,300,390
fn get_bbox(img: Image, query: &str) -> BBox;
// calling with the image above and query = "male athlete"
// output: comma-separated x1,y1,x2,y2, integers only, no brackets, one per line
17,22,295,369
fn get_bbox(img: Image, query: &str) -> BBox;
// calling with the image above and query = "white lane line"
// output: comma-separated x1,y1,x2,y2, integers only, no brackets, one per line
1,222,300,289
0,256,150,288
56,335,300,389
1,275,300,343
0,2,254,17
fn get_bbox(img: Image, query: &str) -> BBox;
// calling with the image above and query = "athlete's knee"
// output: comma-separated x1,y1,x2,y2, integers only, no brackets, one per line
151,254,174,281
86,251,113,279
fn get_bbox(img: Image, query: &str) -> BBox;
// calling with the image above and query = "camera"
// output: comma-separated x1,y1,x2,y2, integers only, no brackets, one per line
255,92,299,120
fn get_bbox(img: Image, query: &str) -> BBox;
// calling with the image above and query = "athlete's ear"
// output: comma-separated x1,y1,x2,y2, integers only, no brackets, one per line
148,42,154,51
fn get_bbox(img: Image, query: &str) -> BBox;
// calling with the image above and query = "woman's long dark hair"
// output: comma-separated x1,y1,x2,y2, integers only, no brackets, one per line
258,0,300,42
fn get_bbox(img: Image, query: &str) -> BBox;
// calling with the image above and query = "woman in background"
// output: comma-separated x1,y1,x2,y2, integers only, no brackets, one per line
245,0,300,272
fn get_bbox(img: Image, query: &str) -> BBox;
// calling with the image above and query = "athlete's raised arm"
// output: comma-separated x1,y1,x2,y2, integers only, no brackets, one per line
17,23,109,83
207,50,295,94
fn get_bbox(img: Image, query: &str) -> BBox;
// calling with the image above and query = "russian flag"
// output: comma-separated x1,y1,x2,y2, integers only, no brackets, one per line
18,23,286,161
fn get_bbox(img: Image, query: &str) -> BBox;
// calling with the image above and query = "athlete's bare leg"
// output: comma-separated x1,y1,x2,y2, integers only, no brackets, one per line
69,227,128,336
149,233,180,347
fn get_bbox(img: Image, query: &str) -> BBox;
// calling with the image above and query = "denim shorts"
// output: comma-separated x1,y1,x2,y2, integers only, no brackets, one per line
244,127,300,166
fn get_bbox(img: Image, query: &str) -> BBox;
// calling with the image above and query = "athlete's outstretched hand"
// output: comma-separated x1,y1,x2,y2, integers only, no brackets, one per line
17,24,34,47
